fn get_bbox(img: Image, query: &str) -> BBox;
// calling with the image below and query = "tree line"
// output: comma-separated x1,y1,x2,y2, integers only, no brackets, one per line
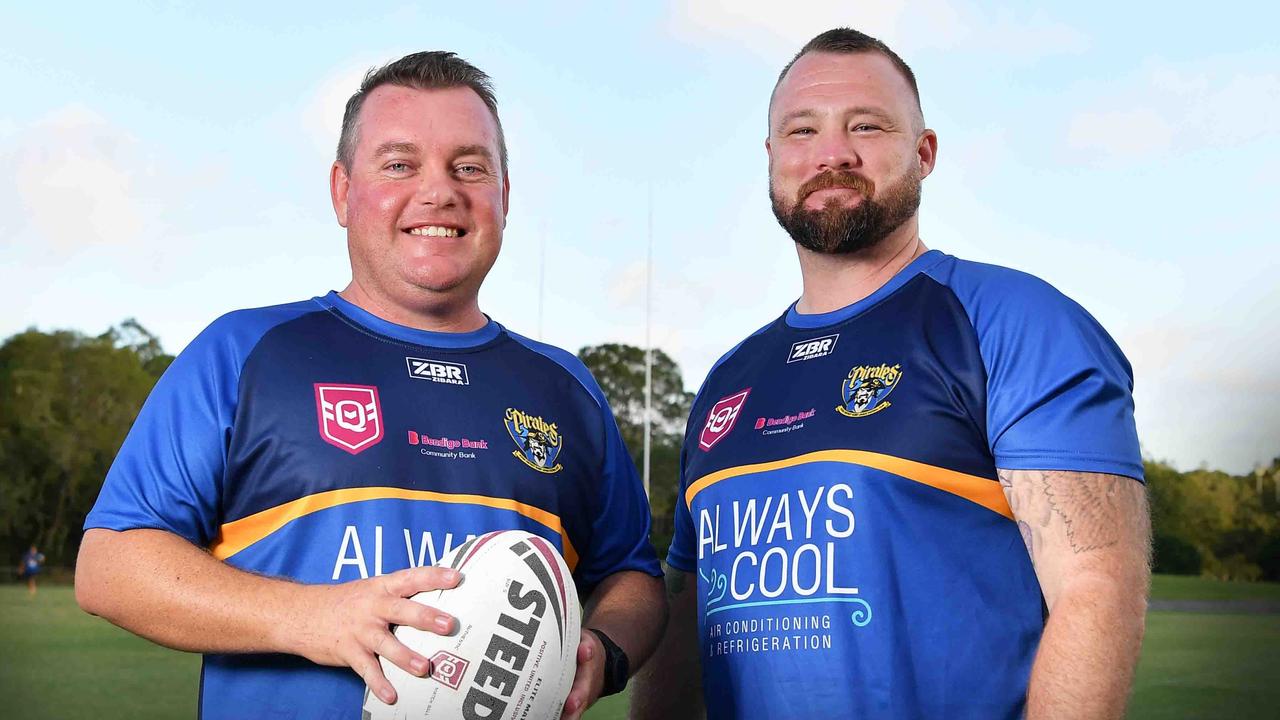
2,323,1276,583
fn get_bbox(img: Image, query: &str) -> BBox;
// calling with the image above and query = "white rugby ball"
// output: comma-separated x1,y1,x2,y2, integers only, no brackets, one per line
363,529,582,720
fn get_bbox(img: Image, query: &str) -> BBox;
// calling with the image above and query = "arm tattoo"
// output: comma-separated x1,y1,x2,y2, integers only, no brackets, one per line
1017,520,1034,558
1039,471,1123,554
998,470,1038,563
998,469,1136,558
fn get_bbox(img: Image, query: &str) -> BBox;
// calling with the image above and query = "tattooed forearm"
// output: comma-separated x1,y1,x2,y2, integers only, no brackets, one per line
998,468,1151,718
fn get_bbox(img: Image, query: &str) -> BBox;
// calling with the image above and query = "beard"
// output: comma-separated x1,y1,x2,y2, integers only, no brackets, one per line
770,167,921,255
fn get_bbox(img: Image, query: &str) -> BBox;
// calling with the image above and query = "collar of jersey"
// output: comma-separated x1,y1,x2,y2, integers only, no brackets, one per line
785,249,948,329
317,291,502,349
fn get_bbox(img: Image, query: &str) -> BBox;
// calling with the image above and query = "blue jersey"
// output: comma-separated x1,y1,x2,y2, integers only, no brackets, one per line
22,551,43,573
667,251,1142,719
86,291,659,720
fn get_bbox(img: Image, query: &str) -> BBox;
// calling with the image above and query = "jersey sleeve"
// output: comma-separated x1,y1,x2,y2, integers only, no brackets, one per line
504,333,662,592
935,261,1143,481
664,441,698,572
84,309,290,545
573,402,663,591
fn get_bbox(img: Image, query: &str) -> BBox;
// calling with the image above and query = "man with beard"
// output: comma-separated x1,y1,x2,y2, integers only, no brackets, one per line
632,28,1149,720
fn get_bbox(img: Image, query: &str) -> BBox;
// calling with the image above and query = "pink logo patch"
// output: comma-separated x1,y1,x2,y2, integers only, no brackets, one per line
428,650,470,690
699,388,750,451
315,383,384,455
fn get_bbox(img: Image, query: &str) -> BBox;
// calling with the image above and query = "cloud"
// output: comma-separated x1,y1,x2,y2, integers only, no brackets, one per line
1,105,161,251
302,59,381,161
669,0,918,53
1066,62,1280,159
1067,108,1177,159
667,1,1086,60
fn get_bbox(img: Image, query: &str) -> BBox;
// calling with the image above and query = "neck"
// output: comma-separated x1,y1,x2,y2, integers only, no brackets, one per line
794,218,928,315
339,280,488,334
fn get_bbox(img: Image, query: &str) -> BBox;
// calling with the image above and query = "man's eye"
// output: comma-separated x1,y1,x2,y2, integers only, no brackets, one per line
790,127,815,136
385,162,411,173
852,124,881,133
456,164,484,175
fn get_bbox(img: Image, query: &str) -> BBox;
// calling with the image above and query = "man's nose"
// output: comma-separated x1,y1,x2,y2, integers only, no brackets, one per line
816,133,859,172
413,166,461,207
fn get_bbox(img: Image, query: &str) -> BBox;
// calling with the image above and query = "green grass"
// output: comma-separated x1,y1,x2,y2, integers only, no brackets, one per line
0,584,201,718
1130,612,1280,719
1149,574,1280,602
3,577,1277,719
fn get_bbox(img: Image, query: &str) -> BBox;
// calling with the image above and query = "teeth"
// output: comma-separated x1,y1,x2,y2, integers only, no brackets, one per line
408,226,460,237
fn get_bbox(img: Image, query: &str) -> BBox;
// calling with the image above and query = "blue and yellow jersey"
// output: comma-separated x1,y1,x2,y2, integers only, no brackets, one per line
667,250,1142,719
85,291,659,719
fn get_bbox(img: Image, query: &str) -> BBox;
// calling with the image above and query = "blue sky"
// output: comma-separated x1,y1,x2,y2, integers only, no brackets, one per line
2,1,1277,474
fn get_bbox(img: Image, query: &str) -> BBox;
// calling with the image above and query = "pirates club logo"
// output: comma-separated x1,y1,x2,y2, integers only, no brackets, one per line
837,363,902,418
504,407,564,473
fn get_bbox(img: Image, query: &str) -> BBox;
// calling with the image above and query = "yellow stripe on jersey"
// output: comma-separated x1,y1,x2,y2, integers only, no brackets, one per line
685,449,1013,520
209,487,579,568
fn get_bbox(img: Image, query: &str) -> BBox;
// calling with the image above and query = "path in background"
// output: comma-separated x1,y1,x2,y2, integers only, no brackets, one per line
2,578,1277,719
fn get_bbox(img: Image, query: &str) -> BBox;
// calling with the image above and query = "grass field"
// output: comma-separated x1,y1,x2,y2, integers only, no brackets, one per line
1150,574,1280,602
1,576,1276,719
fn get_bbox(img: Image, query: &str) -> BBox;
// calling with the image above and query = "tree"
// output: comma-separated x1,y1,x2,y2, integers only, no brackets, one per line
0,321,171,567
578,343,694,555
1145,458,1280,581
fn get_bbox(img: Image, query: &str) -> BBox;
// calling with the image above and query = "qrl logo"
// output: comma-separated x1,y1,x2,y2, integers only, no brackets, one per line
699,389,750,451
429,650,470,691
788,333,839,363
315,384,384,455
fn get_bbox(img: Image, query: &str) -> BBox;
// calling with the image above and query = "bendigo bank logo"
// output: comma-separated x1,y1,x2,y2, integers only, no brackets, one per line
699,389,751,451
315,383,384,454
503,407,564,473
837,364,902,418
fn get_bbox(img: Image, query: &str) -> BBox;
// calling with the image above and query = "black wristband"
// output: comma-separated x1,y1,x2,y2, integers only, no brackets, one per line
587,628,630,697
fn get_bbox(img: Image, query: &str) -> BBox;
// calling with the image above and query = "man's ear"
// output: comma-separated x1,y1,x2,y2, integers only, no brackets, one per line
917,129,938,180
501,170,511,226
330,161,351,227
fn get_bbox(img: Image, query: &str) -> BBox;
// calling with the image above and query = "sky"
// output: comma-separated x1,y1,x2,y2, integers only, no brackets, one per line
2,1,1277,474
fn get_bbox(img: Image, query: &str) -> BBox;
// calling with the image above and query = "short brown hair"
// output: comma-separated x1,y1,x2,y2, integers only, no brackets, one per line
336,51,507,172
772,28,922,117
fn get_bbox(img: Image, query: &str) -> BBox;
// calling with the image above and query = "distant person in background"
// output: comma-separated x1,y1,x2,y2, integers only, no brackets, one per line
19,544,44,597
74,51,664,720
634,27,1150,720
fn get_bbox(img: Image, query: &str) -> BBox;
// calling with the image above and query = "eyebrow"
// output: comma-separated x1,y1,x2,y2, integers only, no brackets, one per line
372,141,419,157
372,141,496,165
774,106,896,132
453,144,496,164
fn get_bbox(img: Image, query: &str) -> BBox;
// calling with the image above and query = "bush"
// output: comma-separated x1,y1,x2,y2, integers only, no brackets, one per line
1203,553,1262,582
1153,533,1202,575
1257,535,1280,582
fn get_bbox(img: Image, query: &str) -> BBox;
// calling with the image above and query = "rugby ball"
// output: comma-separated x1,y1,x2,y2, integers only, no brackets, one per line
363,529,581,720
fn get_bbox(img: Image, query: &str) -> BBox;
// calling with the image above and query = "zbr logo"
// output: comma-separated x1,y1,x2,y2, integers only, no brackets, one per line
315,383,384,454
699,388,751,451
428,650,470,691
788,333,839,363
504,407,563,474
837,364,903,418
406,357,469,385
